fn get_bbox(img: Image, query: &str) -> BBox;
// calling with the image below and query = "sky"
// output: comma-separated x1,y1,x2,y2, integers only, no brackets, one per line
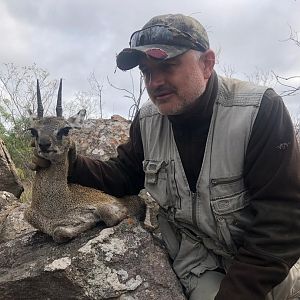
0,0,299,119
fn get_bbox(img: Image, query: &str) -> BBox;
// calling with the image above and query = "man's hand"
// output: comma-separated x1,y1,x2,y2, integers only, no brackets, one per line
28,139,77,172
67,140,77,175
28,148,51,170
28,139,51,171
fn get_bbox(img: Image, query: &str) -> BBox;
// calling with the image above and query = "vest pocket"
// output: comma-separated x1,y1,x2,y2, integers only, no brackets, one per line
158,211,219,279
143,159,181,209
143,160,170,208
210,178,252,251
173,231,219,279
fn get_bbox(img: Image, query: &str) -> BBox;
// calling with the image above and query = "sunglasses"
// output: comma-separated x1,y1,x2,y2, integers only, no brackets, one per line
129,24,207,52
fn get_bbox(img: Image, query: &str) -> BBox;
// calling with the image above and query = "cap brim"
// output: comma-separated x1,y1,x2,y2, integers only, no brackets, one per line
116,44,189,71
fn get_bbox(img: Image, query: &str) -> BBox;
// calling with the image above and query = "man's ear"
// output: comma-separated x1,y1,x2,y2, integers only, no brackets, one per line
202,50,215,79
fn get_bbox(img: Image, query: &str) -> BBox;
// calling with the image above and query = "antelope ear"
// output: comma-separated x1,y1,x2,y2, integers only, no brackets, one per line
28,109,37,125
67,109,86,128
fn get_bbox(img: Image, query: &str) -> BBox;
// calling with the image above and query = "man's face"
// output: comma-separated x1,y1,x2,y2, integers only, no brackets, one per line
139,49,214,115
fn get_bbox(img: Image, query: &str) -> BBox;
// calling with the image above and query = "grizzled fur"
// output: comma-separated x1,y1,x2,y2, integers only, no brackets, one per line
24,111,145,243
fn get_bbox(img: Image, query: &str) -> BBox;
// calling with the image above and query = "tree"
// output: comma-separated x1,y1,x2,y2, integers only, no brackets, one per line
0,63,58,129
272,73,300,97
245,69,275,87
64,72,104,119
273,25,300,96
277,25,300,141
107,71,146,121
88,72,104,119
0,63,58,171
64,90,96,119
219,64,236,79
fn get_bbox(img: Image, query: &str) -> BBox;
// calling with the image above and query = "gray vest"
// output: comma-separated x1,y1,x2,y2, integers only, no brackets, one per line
139,76,268,279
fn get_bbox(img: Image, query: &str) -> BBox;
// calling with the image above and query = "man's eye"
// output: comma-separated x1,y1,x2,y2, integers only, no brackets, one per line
163,63,176,70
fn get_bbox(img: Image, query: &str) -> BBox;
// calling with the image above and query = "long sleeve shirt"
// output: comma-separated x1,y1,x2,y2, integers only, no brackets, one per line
69,71,300,299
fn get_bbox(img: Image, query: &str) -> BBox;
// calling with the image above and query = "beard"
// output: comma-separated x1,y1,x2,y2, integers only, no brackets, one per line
148,83,206,115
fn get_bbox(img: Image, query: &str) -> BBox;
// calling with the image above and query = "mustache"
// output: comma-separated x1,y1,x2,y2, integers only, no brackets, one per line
149,85,177,97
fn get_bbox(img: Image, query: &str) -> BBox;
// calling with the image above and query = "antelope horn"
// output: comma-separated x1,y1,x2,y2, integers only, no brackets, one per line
37,79,43,118
56,78,63,117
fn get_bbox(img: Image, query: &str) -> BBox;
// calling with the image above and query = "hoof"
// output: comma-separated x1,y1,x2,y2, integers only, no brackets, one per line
53,227,74,243
96,203,128,227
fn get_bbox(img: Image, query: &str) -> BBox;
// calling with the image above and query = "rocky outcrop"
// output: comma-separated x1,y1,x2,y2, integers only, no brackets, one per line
0,191,35,243
0,139,24,197
72,115,131,161
0,219,186,300
0,116,184,299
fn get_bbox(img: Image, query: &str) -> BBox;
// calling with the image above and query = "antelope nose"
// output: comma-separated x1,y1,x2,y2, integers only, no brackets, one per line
39,143,51,152
38,139,51,152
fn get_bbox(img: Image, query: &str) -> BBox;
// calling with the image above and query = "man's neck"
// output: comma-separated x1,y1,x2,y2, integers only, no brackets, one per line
168,70,218,129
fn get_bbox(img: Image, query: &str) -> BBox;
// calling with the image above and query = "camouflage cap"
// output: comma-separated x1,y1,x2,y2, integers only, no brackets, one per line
116,14,210,71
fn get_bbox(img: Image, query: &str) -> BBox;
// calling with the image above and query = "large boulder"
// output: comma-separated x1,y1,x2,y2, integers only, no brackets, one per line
0,219,186,299
71,116,131,161
0,139,24,198
0,191,35,243
0,116,180,299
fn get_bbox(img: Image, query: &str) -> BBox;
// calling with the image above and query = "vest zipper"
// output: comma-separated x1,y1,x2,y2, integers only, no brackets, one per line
191,192,197,226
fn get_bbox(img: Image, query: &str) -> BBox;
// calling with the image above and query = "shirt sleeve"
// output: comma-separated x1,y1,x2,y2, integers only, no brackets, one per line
216,89,300,299
68,112,145,197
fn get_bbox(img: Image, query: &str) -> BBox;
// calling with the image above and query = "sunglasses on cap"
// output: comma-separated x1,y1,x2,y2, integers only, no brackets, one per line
129,24,207,52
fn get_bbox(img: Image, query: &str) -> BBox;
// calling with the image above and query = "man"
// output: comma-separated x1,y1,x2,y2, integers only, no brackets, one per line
39,14,300,299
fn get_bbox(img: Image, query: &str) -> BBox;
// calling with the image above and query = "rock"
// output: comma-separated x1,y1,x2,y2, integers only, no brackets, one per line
0,139,24,198
111,115,127,122
0,116,183,299
0,191,36,243
71,117,131,161
0,219,186,300
0,203,36,243
0,191,18,210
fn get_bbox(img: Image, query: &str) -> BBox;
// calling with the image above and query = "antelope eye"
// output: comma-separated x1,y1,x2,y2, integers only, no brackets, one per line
57,127,71,139
27,128,38,138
